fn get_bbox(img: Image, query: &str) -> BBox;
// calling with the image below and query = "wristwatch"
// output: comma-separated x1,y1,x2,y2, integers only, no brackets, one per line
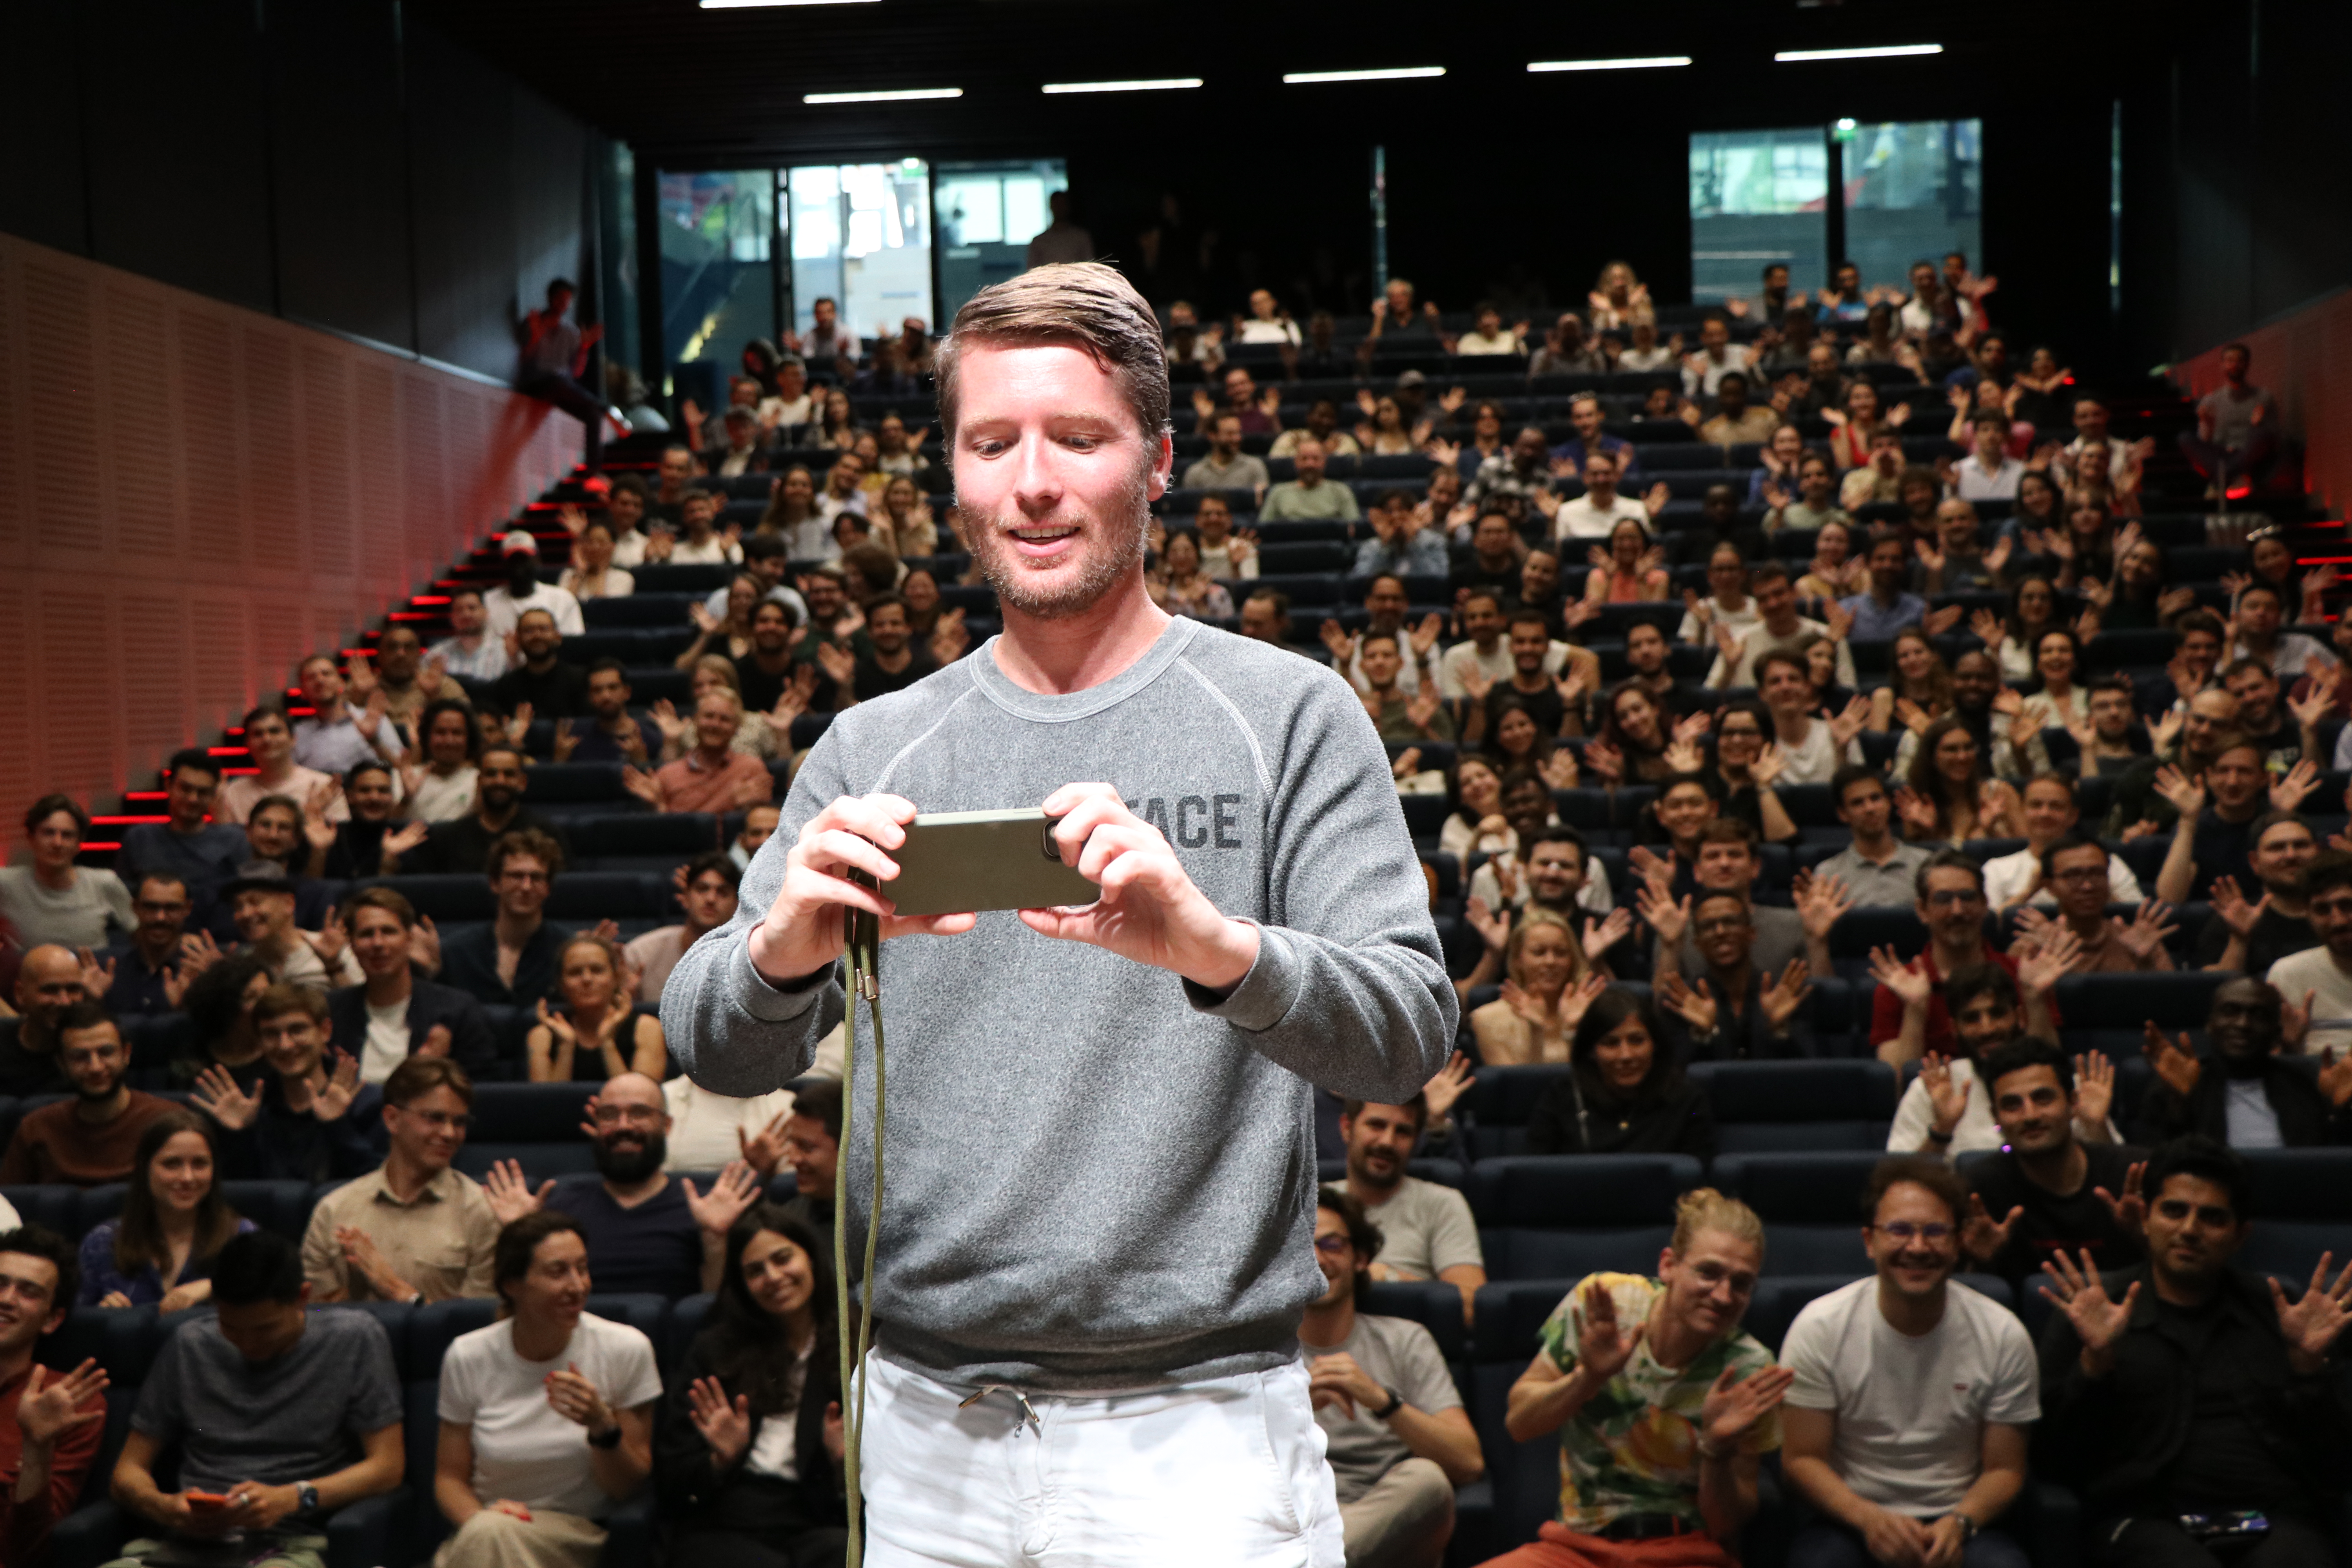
1373,1385,1405,1420
1951,1514,1978,1543
588,1423,624,1450
295,1482,319,1513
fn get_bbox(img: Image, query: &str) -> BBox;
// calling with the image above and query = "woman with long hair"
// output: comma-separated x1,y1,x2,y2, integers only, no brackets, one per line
1524,988,1714,1157
434,1212,660,1568
1149,531,1235,621
178,951,272,1087
2000,628,2088,778
1440,755,1512,863
757,466,827,563
677,575,762,671
404,699,481,824
1581,519,1670,605
1965,576,2064,684
1584,682,1679,786
1898,715,2025,844
1588,261,1653,331
559,520,636,602
1354,396,1420,456
2011,467,2063,546
1706,703,1798,844
2053,491,2120,589
877,475,939,560
2239,529,2329,623
79,1111,252,1310
657,1205,848,1568
1796,519,1868,603
1844,303,1907,366
898,570,943,640
2085,534,2196,631
812,391,858,451
528,935,666,1083
1480,699,1550,776
1821,379,1910,470
1871,630,1956,737
1468,909,1602,1066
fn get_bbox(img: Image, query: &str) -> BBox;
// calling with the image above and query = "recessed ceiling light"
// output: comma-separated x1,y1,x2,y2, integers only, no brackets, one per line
1281,66,1445,84
1775,44,1943,61
803,87,964,103
1528,56,1692,72
1042,78,1204,94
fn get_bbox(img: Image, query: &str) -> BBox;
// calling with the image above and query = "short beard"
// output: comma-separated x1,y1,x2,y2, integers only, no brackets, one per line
964,465,1153,621
75,1074,122,1103
595,1132,667,1183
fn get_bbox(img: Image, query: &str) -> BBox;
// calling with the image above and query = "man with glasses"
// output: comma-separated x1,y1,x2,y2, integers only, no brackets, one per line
2038,1135,2352,1567
0,1003,171,1185
2104,688,2239,840
1780,1158,2038,1568
436,830,570,1008
2011,835,2179,974
299,1056,497,1304
1655,893,1817,1063
2135,978,2352,1148
2152,735,2321,906
1869,853,2066,1066
482,1071,764,1298
1982,774,2144,914
2265,851,2352,1057
189,984,386,1183
94,874,204,1016
116,750,250,931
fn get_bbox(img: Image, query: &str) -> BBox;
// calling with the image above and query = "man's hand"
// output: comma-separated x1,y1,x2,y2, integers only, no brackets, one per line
189,1066,263,1132
221,1482,303,1534
1421,1051,1473,1123
682,1161,763,1238
2042,1247,2140,1374
2092,1160,2147,1237
1796,873,1853,942
748,793,980,987
1307,1352,1387,1420
738,1109,791,1177
2016,923,2082,995
1574,1278,1646,1385
1657,974,1718,1035
312,1050,363,1122
1698,1363,1792,1454
1920,1053,1970,1138
1760,961,1812,1030
2271,1253,2352,1373
1867,947,1933,1013
2142,1023,2202,1097
15,1360,107,1449
485,1159,554,1225
1018,784,1259,993
2209,875,2267,938
338,1225,415,1301
2114,900,2179,963
2072,1051,2116,1129
1860,1506,1936,1568
1962,1195,2024,1266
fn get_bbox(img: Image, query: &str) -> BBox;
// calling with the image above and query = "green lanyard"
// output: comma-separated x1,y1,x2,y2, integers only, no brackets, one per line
836,898,884,1568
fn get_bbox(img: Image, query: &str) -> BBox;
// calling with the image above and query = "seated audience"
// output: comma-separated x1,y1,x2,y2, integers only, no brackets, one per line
222,859,352,995
564,660,661,765
330,886,497,1084
1901,716,2026,846
1982,774,2145,912
316,760,417,881
1260,436,1360,522
1580,518,1669,606
301,1056,497,1304
730,805,780,872
657,1205,849,1568
661,1068,800,1178
2264,850,2352,1054
1468,909,1596,1065
1332,1094,1485,1317
629,694,775,815
1883,964,2101,1156
1869,854,2062,1065
627,854,740,1004
0,946,89,1096
109,1231,403,1566
1656,893,1817,1062
776,1078,844,1267
78,1110,253,1309
217,706,337,827
193,982,385,1181
94,873,200,1014
1779,1158,2037,1568
2037,1134,2351,1568
1304,1189,1483,1568
1815,767,1933,905
2154,734,2311,904
0,1225,106,1564
1526,989,1714,1158
175,951,271,1091
429,586,511,682
0,1003,171,1185
406,699,485,825
528,934,667,1082
439,829,571,1008
492,608,593,720
434,1212,661,1568
1483,1189,1788,1568
289,654,399,777
838,595,941,703
1353,492,1450,580
1355,634,1454,745
2178,341,2280,495
2198,814,2316,974
2138,977,2352,1147
114,750,249,925
361,624,469,728
1553,453,1655,544
1758,651,1865,785
483,530,586,636
1705,566,1855,691
485,1073,762,1298
1962,1038,2147,1286
2009,835,2179,973
0,795,132,952
395,746,569,876
1180,411,1269,493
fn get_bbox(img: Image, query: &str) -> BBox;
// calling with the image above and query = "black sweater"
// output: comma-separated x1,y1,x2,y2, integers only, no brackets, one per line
1526,1075,1715,1160
655,1331,847,1541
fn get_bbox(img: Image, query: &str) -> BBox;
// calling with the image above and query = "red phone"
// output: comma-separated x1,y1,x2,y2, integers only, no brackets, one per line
185,1492,234,1510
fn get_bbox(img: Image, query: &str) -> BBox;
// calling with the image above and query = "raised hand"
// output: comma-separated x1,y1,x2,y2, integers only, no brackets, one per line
1921,1053,1971,1136
1581,738,1624,784
1574,1277,1646,1383
73,948,115,1001
1891,785,1941,838
1828,695,1872,749
684,1161,765,1237
484,1158,554,1225
2142,1022,2202,1098
1657,973,1719,1034
1747,740,1787,789
1559,973,1610,1033
1869,947,1931,1011
1797,872,1854,942
686,1375,754,1466
2071,1051,2117,1130
1582,908,1634,962
1422,1051,1474,1123
2016,922,2083,993
1465,894,1511,955
1699,1363,1794,1453
2042,1248,2140,1369
2114,901,2179,964
2271,1254,2352,1372
2320,1047,2352,1110
2092,1160,2147,1237
1923,603,1965,636
1962,1194,2024,1265
1760,960,1812,1029
189,1065,263,1132
1637,887,1691,948
1539,748,1580,792
2271,758,2321,813
15,1360,108,1449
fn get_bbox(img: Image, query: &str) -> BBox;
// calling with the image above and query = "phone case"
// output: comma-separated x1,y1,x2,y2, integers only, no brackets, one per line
887,809,1099,917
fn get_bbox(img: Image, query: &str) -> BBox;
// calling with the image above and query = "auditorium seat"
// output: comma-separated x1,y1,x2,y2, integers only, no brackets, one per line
1711,1152,1885,1274
2239,1147,2352,1281
1472,1154,1703,1279
1691,1060,1897,1153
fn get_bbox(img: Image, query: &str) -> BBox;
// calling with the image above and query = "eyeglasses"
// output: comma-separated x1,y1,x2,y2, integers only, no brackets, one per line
1313,1234,1353,1256
397,1109,473,1132
1873,1221,1955,1245
2049,866,2107,885
1924,889,1985,908
1695,917,1750,935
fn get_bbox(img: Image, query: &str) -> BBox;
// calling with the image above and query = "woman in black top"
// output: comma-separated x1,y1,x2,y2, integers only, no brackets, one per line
659,1205,847,1568
1526,987,1715,1160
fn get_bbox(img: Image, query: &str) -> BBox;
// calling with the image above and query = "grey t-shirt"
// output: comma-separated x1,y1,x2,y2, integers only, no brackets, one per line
133,1309,402,1504
0,866,133,953
2224,1080,2285,1149
1677,904,1804,976
1305,1312,1462,1501
1180,452,1271,492
1360,1177,1483,1280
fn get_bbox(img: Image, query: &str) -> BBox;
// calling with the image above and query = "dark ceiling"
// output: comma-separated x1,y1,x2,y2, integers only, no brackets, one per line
406,0,2169,167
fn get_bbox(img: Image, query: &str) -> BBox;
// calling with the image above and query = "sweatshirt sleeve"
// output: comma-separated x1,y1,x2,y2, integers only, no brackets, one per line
1185,672,1457,1103
0,1387,102,1566
661,728,849,1098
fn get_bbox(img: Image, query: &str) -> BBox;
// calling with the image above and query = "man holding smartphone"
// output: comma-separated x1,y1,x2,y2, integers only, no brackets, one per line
664,261,1455,1567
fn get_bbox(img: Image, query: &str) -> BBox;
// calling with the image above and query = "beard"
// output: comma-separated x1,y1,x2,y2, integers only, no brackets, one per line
595,1131,667,1183
75,1073,122,1103
963,466,1154,621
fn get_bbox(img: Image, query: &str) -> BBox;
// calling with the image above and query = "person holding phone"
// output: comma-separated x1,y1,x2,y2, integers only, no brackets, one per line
663,261,1454,1566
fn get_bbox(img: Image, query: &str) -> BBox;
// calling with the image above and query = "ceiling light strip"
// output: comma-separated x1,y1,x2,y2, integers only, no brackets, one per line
803,87,964,103
1774,44,1943,61
1528,56,1692,72
1281,66,1445,84
1042,77,1203,94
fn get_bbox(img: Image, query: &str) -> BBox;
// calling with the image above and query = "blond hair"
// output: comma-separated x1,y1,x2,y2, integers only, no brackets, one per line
1670,1187,1765,1257
934,262,1170,445
1503,906,1589,986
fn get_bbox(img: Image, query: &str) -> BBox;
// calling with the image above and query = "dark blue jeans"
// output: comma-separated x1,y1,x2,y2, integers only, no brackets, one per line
1787,1520,2031,1568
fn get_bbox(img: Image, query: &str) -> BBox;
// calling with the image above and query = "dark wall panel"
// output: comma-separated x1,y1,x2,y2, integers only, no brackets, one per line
0,6,88,254
408,21,522,380
271,0,415,349
512,86,587,312
83,0,275,313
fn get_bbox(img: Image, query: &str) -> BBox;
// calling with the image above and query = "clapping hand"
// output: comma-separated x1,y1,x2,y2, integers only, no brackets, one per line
1582,909,1633,962
1699,1364,1793,1455
1760,960,1812,1029
2141,1022,2202,1097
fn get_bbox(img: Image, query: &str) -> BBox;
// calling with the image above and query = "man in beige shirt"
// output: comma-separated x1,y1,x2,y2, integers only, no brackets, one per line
301,1055,499,1303
626,852,740,1005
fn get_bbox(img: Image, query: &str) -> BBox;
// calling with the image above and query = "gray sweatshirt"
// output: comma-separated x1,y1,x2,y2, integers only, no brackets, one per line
661,617,1455,1390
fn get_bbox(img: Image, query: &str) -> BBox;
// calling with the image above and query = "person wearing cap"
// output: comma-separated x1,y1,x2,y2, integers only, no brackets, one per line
710,403,769,479
224,860,357,996
482,530,586,639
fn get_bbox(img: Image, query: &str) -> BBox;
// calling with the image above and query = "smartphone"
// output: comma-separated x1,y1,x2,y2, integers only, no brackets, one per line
184,1492,234,1510
882,809,1099,917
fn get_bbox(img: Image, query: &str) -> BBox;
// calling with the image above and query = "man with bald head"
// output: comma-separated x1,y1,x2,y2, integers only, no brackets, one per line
361,626,468,730
0,948,85,1097
477,1072,763,1297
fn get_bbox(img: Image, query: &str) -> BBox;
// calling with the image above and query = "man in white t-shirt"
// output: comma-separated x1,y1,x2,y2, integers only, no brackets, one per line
434,1212,663,1561
1882,962,2109,1158
1552,451,1656,543
2267,850,2352,1056
1982,774,2143,913
1758,650,1864,786
1436,592,1567,700
1779,1158,2038,1568
483,532,586,638
1334,1097,1485,1322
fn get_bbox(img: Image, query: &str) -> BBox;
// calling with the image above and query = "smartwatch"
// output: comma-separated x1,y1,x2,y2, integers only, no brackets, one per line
295,1482,319,1513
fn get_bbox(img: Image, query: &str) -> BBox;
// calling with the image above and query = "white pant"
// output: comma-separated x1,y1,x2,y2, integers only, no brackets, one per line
857,1352,1346,1568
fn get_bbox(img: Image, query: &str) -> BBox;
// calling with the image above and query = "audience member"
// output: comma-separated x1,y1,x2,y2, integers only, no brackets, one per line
407,699,485,825
1552,454,1655,544
1758,652,1866,785
730,805,779,871
1839,531,1933,642
78,1110,253,1309
1961,1038,2147,1286
363,626,470,728
222,860,351,994
776,1078,844,1267
216,708,335,829
108,1230,403,1568
485,1073,762,1298
397,751,568,874
492,609,593,721
483,532,587,637
1526,989,1714,1158
2103,690,2239,838
301,1056,497,1304
1706,566,1855,690
0,1225,105,1564
434,1211,661,1568
2153,735,2312,904
0,947,89,1096
1655,893,1817,1062
439,829,571,1008
289,655,399,778
563,661,661,765
1333,1096,1486,1317
840,595,940,703
628,694,775,815
1815,767,1933,905
1352,492,1451,579
528,935,666,1083
625,854,740,1004
1260,437,1360,522
2179,342,2281,496
1303,1188,1482,1568
0,1003,170,1185
329,886,497,1084
1886,964,2107,1158
1981,774,2145,912
430,587,511,682
2011,835,2179,973
2197,814,2317,975
1484,1189,1788,1568
113,750,247,928
1868,855,2063,1065
1180,412,1269,494
1779,1158,2037,1568
2036,1135,2350,1567
2137,978,2352,1147
2231,581,2334,681
93,875,201,1016
191,984,385,1182
656,1205,848,1566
